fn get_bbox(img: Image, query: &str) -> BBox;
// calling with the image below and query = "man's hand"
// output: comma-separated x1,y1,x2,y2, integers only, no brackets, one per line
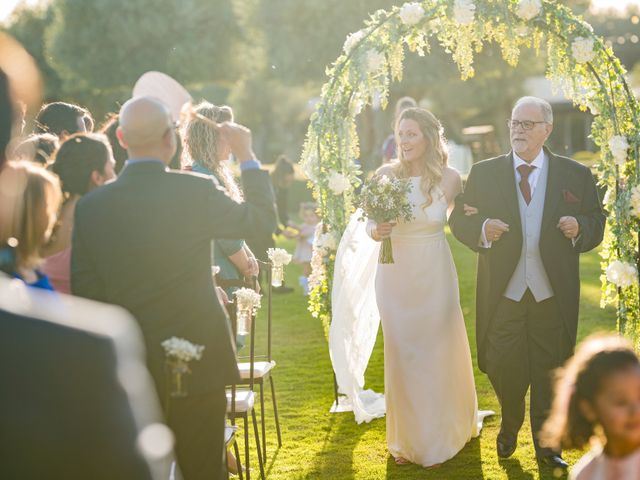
374,222,396,241
218,122,254,162
244,256,259,278
557,216,580,239
484,219,510,243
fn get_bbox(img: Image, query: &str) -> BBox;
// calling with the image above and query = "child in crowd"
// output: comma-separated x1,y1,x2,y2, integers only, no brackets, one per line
541,333,640,479
289,202,319,295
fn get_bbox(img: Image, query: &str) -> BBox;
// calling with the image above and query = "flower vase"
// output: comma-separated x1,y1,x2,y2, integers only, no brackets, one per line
168,360,189,398
237,307,252,336
271,264,284,287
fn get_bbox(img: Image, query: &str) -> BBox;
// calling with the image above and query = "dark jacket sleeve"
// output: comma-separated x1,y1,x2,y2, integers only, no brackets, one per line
203,168,277,240
574,168,605,253
71,204,107,302
449,165,489,253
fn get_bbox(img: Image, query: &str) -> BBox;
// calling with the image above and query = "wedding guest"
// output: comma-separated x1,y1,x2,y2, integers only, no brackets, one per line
41,133,116,293
381,96,418,164
181,101,259,331
35,101,91,139
0,160,62,289
99,113,129,174
13,133,59,165
72,96,276,480
541,334,640,479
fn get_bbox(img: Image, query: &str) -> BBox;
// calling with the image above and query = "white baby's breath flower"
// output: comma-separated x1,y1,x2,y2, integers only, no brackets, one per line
344,30,366,55
606,260,638,288
453,0,476,25
515,0,542,21
366,49,386,74
328,170,351,195
267,247,292,266
233,287,262,311
571,36,596,64
609,135,629,167
162,337,205,362
630,185,640,218
378,175,391,187
399,2,425,26
602,187,614,206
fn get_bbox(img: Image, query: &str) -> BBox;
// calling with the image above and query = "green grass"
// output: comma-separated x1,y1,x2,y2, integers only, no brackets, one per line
240,232,616,479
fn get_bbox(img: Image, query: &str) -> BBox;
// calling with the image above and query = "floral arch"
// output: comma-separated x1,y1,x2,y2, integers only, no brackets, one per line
300,0,640,345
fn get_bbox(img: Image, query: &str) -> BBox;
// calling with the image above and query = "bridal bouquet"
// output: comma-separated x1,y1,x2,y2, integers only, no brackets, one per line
359,174,413,264
233,287,262,335
161,337,205,398
267,247,292,287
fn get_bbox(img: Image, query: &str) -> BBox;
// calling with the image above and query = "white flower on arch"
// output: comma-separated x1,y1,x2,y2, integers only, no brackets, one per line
606,260,638,288
399,2,425,26
366,49,386,74
328,171,351,195
515,0,542,21
344,30,366,55
453,0,476,25
571,36,596,64
630,185,640,219
609,135,630,167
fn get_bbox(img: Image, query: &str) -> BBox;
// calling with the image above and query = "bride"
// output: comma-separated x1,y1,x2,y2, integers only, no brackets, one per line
337,107,487,468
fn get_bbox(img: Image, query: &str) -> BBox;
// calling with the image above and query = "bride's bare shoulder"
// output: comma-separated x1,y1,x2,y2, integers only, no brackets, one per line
440,167,463,198
375,161,399,177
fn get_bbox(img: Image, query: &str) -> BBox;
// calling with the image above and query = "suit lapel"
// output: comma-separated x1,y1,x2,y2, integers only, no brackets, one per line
496,153,521,226
540,148,563,236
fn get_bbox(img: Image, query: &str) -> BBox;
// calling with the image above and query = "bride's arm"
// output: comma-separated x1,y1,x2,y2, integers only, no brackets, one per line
442,167,463,217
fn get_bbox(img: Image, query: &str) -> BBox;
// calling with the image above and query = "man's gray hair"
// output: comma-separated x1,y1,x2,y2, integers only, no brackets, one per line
513,96,554,124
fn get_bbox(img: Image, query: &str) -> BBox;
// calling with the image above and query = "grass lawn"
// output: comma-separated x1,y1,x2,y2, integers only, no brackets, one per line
241,231,616,479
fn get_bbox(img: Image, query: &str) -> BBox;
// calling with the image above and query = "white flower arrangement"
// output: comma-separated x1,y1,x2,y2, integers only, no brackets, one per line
267,247,292,266
366,49,386,74
515,0,542,21
328,170,351,195
609,135,629,167
606,260,638,288
314,231,338,253
344,30,366,55
571,37,596,64
453,0,476,25
162,337,205,363
399,2,425,26
630,185,640,218
233,287,262,311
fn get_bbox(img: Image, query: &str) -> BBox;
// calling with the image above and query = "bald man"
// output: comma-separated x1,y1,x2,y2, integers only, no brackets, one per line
71,96,277,480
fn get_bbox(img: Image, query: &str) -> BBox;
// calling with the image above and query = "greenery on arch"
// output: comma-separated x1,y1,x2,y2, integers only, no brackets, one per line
300,0,640,345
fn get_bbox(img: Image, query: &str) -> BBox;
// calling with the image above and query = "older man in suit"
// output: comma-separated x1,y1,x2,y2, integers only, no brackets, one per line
450,96,605,470
72,96,276,479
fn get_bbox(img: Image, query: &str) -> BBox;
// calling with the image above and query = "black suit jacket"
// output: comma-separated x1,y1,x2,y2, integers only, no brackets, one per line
449,148,605,372
0,277,172,480
72,160,277,396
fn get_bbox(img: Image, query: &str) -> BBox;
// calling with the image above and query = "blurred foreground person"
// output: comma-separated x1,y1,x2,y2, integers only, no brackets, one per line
542,334,640,479
0,276,175,480
71,96,276,479
0,160,62,289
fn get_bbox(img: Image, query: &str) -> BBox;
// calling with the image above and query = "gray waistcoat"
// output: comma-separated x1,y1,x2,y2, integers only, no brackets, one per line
503,157,554,302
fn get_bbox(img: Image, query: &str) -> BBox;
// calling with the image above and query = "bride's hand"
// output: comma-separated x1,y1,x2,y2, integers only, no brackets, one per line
375,222,395,240
463,204,479,216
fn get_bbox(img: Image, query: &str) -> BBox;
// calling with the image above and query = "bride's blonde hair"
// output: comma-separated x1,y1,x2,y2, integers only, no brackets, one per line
392,107,448,207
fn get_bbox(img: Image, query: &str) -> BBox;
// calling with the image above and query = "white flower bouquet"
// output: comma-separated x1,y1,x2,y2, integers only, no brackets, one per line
161,337,205,398
359,174,414,264
267,247,292,287
233,287,262,335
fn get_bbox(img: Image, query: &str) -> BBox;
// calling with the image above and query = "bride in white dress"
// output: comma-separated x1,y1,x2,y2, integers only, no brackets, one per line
366,107,487,467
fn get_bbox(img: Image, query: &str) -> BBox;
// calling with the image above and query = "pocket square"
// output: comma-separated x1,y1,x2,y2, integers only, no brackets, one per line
562,189,580,203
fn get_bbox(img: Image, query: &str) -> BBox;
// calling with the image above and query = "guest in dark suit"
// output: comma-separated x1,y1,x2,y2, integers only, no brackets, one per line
0,277,174,480
71,96,277,480
450,96,605,470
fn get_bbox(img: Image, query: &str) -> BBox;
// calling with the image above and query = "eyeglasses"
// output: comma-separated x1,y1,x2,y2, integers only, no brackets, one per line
507,119,547,130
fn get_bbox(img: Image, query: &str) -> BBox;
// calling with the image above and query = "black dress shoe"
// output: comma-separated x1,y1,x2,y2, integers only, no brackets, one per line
537,454,569,470
497,439,517,458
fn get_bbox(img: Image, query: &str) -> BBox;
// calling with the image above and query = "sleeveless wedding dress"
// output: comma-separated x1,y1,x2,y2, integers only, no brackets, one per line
375,177,484,467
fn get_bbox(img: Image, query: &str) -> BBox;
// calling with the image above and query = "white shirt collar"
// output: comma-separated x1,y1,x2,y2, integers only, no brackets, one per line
513,149,545,171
